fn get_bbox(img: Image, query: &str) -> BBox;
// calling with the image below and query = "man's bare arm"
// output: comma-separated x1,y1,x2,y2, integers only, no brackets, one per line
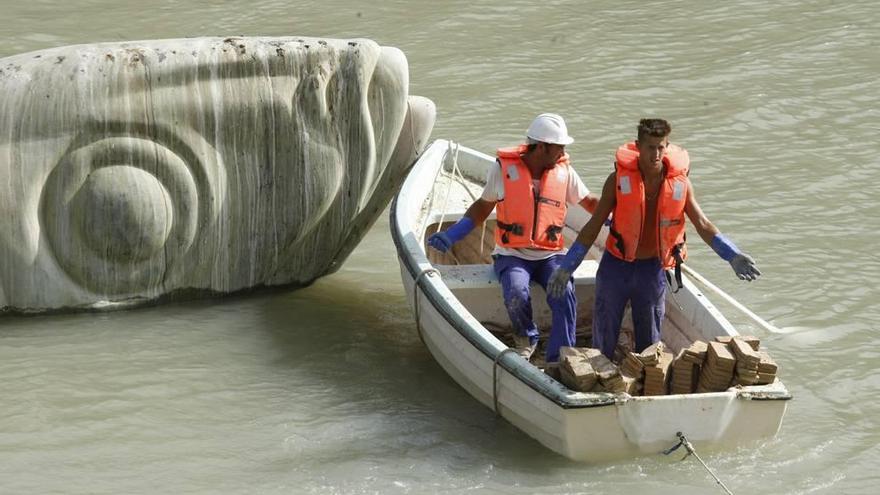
683,179,721,246
546,173,616,298
463,198,497,225
574,174,616,248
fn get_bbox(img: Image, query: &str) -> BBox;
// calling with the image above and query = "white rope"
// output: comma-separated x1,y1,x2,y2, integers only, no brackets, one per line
434,141,458,239
444,143,485,258
418,142,452,242
421,141,487,262
479,217,487,260
432,142,470,266
447,148,487,259
450,151,479,203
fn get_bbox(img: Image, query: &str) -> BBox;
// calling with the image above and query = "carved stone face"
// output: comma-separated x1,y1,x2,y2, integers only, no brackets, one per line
0,36,435,312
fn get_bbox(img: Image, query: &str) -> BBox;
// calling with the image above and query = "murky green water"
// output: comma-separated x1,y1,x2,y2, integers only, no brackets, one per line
1,1,878,493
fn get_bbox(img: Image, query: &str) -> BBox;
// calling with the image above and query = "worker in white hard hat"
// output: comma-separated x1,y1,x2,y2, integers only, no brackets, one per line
428,113,598,364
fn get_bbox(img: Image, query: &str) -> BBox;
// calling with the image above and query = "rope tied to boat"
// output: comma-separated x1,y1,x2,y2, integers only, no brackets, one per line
435,142,458,239
430,141,482,265
419,142,455,242
663,432,735,495
412,268,440,346
443,143,485,257
492,348,519,416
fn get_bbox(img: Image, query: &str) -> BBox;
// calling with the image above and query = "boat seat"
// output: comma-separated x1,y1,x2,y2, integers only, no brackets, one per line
436,259,599,290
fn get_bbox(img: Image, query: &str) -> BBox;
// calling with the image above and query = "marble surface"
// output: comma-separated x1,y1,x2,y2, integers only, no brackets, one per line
0,36,435,312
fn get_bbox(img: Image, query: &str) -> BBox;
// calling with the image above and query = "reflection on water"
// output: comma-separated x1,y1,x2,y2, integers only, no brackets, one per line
1,0,879,493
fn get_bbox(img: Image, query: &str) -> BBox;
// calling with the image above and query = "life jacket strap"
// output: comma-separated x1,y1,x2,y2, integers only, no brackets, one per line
545,225,563,242
537,196,561,207
609,227,626,257
667,243,686,293
496,220,524,244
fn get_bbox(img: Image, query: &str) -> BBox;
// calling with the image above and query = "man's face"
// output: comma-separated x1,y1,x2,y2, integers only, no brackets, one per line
540,142,566,167
637,135,669,169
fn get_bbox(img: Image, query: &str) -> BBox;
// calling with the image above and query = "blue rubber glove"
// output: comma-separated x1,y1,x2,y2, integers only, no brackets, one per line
711,233,761,281
547,241,590,299
427,217,475,253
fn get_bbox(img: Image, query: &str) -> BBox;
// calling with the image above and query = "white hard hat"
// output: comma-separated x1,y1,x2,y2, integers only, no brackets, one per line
526,113,574,145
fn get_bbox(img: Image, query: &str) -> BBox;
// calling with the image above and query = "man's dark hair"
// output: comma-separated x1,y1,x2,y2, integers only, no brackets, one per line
637,119,672,141
525,138,540,152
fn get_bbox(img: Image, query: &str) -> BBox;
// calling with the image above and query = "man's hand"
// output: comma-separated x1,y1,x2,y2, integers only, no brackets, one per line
730,253,761,281
427,217,475,253
711,233,761,282
427,232,454,253
547,267,574,299
547,241,589,299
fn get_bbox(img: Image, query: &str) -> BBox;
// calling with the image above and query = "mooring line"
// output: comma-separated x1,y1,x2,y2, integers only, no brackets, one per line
663,431,735,495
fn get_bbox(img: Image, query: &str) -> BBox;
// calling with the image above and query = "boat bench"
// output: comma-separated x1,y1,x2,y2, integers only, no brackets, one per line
436,260,599,290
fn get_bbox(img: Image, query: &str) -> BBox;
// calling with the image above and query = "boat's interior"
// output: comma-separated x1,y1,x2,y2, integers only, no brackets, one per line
424,219,710,368
413,147,728,371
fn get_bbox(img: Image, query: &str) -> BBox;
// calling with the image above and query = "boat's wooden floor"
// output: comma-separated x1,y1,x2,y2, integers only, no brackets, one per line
481,320,640,369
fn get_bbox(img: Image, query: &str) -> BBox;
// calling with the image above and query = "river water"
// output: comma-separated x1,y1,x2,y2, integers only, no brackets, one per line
1,1,878,493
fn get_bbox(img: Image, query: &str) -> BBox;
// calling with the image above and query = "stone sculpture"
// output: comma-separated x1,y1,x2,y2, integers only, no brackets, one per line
0,37,435,312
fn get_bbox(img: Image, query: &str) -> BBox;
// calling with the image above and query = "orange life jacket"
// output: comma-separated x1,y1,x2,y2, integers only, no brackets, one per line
494,145,570,250
605,141,690,269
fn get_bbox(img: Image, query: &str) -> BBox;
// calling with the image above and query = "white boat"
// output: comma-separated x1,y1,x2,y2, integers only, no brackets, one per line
390,139,790,462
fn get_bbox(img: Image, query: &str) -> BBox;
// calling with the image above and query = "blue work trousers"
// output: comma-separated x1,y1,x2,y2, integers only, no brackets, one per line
493,254,577,363
592,251,666,359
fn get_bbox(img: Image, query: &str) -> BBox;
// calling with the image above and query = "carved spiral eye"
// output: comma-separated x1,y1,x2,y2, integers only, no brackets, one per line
40,136,219,296
73,165,174,262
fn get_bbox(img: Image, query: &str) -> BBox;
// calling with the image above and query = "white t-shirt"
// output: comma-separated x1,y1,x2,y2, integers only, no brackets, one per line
482,160,591,261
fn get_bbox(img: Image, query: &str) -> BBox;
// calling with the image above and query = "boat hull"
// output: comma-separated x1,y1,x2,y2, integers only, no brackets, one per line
398,263,787,462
